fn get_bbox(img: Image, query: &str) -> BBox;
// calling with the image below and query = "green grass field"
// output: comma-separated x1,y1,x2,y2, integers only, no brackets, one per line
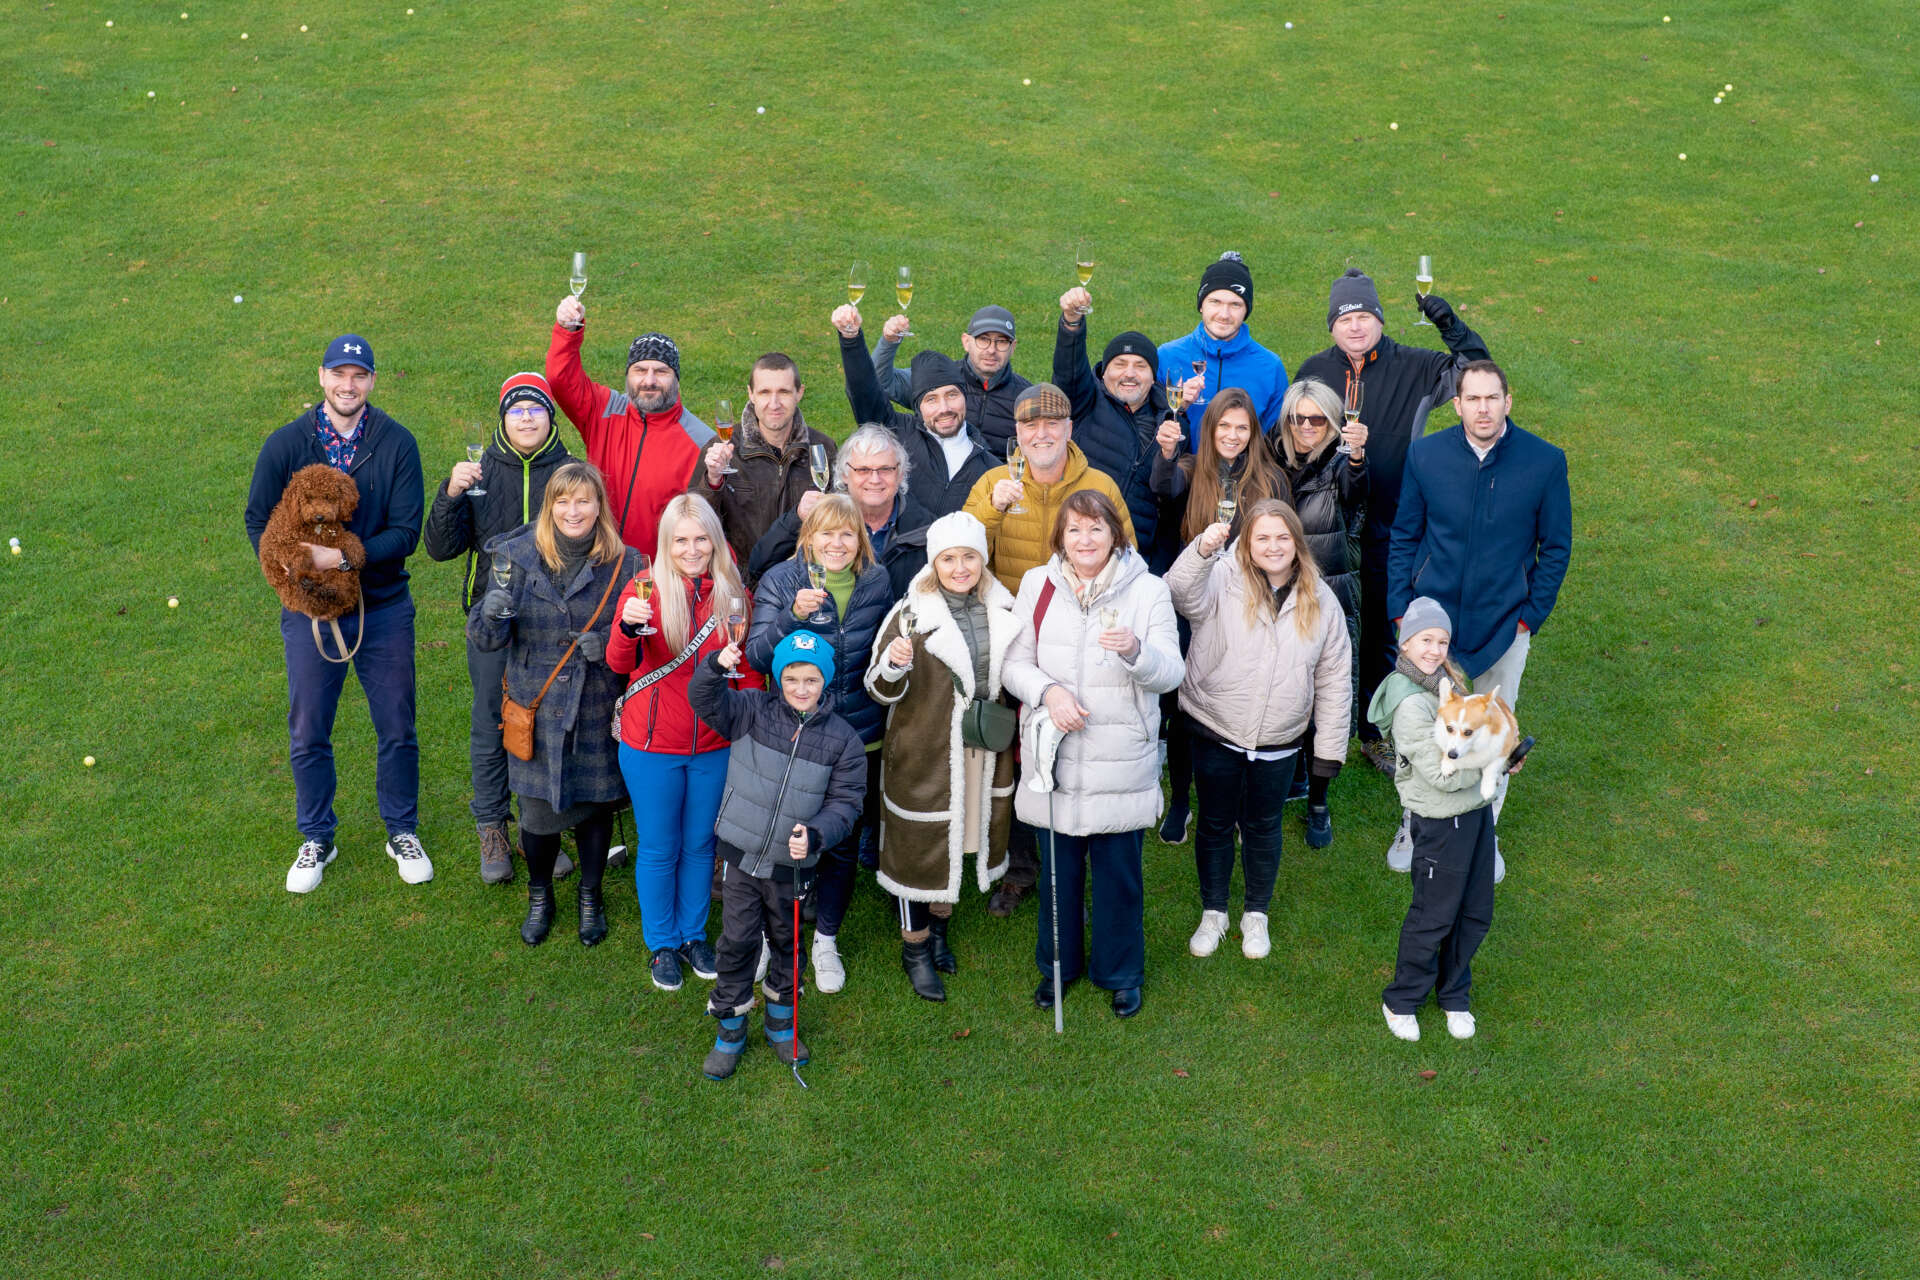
5,1,1918,1275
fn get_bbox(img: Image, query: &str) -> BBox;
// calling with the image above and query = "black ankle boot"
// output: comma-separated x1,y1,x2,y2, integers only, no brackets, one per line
901,938,947,1002
577,885,607,947
928,915,957,974
521,883,555,946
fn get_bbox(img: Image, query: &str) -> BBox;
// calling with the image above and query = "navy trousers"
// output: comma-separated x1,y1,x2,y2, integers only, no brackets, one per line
1035,828,1146,992
279,600,419,841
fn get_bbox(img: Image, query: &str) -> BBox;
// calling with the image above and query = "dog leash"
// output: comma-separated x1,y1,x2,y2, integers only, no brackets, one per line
311,595,364,664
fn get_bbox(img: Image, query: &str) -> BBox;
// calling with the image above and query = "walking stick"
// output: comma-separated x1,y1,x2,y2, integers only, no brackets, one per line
1048,788,1063,1034
789,853,810,1089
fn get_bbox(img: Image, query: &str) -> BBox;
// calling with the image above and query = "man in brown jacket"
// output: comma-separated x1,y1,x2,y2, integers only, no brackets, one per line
693,353,838,584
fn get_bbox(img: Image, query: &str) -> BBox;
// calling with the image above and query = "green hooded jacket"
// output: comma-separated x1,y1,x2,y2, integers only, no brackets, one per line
1366,671,1493,820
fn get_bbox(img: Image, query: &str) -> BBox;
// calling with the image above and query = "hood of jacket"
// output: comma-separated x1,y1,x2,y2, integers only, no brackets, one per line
1367,669,1427,739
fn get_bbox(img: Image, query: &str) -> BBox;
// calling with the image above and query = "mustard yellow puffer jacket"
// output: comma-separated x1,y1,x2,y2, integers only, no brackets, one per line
962,443,1136,592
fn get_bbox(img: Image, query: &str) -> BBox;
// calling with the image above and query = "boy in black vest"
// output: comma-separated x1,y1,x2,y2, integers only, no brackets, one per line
687,630,867,1080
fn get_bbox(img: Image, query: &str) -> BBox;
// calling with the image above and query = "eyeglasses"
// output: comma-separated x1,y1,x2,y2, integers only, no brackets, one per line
846,465,899,479
504,405,548,420
1287,413,1331,428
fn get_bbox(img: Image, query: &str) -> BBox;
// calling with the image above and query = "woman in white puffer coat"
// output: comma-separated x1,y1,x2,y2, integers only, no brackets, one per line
1165,498,1351,965
1003,489,1184,1020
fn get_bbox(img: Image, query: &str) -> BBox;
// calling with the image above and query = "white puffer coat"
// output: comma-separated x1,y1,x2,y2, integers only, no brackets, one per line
1003,549,1185,835
1165,538,1352,766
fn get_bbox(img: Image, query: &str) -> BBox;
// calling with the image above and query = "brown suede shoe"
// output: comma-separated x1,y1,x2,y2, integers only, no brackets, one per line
478,824,514,885
987,881,1032,918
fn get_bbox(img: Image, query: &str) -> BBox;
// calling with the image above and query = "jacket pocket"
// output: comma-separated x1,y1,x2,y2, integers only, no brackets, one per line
1413,552,1433,590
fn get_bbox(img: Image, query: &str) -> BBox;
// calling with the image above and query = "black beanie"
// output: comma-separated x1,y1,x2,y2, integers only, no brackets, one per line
1196,251,1254,316
1098,331,1160,381
1327,268,1384,329
626,332,681,377
908,351,966,410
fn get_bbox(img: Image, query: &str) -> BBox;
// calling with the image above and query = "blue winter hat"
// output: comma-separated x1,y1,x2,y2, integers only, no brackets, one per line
772,629,835,686
322,334,374,370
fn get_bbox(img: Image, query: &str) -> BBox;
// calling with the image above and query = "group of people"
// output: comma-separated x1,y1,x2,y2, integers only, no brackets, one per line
244,251,1573,1077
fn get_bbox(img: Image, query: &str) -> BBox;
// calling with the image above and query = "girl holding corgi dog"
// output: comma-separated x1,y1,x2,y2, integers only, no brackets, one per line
1367,597,1517,1042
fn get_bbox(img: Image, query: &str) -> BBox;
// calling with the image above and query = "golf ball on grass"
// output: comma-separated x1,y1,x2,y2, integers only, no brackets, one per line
168,597,179,608
1870,174,1879,182
84,756,96,767
234,295,243,303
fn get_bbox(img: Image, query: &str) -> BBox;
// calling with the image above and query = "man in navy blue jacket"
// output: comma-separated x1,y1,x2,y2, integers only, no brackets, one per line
245,335,430,894
1388,361,1571,873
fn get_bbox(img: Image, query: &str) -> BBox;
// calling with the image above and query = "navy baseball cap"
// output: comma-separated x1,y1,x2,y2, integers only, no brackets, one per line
966,306,1016,340
322,334,375,371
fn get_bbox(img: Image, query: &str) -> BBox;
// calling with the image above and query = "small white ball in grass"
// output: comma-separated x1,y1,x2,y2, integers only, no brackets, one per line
1678,152,1687,160
233,294,244,303
181,12,189,18
756,105,765,114
241,32,248,38
1870,174,1879,182
1389,122,1399,130
300,25,308,32
1285,21,1293,28
1662,15,1670,21
168,597,179,608
105,20,113,27
148,91,156,98
1713,96,1722,104
84,756,96,767
1022,78,1031,85
1725,83,1733,91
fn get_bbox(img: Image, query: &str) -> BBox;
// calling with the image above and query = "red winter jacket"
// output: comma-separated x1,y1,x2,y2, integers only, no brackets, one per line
546,323,703,556
607,574,763,754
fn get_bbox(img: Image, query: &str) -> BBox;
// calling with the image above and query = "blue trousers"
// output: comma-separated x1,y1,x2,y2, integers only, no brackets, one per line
280,600,419,841
620,743,728,950
1035,828,1146,992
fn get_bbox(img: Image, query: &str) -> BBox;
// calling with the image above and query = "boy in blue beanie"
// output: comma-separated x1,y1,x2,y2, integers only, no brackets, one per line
687,629,868,1080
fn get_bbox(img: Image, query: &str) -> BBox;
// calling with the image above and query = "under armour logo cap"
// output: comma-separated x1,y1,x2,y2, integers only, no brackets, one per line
322,334,376,371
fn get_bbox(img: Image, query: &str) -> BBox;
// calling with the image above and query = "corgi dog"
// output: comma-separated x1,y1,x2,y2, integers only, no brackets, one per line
1433,677,1520,802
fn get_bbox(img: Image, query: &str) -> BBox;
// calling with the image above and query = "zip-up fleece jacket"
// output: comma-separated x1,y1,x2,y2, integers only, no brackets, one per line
1158,322,1290,441
545,323,704,555
1053,315,1167,565
245,405,424,613
688,655,867,880
1387,422,1572,676
1367,671,1492,820
839,328,995,516
607,573,765,755
1294,318,1490,547
422,426,573,611
962,443,1136,593
872,333,1032,457
689,404,838,582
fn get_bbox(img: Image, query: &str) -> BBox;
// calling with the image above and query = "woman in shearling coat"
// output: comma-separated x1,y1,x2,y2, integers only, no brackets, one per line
1002,490,1184,1020
865,512,1019,1003
1165,498,1351,964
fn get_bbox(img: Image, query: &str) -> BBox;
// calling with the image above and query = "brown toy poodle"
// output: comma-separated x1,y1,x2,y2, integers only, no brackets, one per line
259,464,366,622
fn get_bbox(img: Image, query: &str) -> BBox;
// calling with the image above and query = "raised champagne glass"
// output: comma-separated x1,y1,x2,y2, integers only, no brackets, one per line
715,398,739,474
809,442,833,492
1340,375,1364,458
847,261,868,307
804,557,832,625
895,265,914,338
1215,495,1238,529
465,438,488,497
490,551,516,618
569,251,588,298
1006,441,1028,515
633,554,657,636
1097,606,1119,665
1414,254,1434,325
1074,238,1095,317
725,603,748,679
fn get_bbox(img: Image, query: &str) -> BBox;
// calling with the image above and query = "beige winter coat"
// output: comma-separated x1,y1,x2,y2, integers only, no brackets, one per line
1164,537,1352,764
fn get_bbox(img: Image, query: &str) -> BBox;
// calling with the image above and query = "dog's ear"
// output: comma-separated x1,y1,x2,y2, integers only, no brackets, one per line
1437,676,1453,701
1483,683,1501,704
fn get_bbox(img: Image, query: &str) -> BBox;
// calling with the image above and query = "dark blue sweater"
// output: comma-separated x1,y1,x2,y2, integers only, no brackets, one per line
245,405,425,612
1387,422,1572,676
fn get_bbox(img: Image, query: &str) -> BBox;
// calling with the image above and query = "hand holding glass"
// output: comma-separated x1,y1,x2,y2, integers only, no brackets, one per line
633,555,657,636
1097,606,1120,665
715,399,739,474
465,440,488,496
725,605,748,679
490,552,516,618
1006,444,1028,514
1414,255,1434,325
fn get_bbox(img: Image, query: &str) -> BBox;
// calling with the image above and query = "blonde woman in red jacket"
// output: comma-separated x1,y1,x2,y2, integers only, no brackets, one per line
609,493,761,993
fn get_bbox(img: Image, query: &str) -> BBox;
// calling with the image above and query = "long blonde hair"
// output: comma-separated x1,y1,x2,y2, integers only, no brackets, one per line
534,461,624,571
1275,379,1346,469
794,494,875,575
653,493,745,653
1180,388,1288,543
1233,499,1323,639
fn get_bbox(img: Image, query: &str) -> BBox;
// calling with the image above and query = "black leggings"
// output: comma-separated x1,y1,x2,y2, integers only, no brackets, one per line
522,810,613,893
898,897,954,935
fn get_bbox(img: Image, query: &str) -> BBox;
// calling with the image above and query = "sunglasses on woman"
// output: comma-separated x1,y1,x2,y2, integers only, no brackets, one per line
1287,413,1331,428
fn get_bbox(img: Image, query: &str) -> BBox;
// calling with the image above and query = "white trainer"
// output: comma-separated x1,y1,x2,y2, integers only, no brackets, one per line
812,932,846,994
754,936,771,983
1493,843,1506,885
286,839,337,894
1188,909,1230,957
1383,1003,1421,1042
1239,911,1271,960
1386,812,1414,872
1446,1010,1477,1040
385,832,434,885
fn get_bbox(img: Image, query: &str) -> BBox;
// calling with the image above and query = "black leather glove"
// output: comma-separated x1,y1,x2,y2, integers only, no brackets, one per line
1415,291,1458,329
480,588,514,621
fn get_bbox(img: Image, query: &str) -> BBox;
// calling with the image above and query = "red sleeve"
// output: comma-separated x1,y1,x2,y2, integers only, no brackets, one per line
545,324,613,452
606,579,641,675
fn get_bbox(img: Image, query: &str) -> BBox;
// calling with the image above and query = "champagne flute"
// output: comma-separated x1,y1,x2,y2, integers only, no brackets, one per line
1073,238,1095,317
895,602,916,671
1005,441,1028,515
1166,372,1187,434
1097,606,1119,666
1414,255,1434,325
569,251,588,298
633,554,657,636
724,602,748,679
1215,495,1238,529
809,442,833,492
715,398,739,474
804,556,832,624
490,551,516,618
895,265,914,338
847,260,868,307
1342,376,1364,458
465,438,488,497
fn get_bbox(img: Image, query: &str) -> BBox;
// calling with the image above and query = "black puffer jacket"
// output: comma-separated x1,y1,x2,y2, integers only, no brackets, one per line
746,556,894,745
1052,316,1169,568
746,491,935,604
840,329,996,516
423,428,573,610
1279,443,1366,616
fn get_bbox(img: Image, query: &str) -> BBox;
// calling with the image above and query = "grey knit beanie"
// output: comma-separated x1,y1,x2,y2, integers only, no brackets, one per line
1398,596,1453,643
1327,268,1384,329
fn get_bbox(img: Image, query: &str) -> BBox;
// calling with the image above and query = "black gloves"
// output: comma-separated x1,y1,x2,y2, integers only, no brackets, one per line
1415,291,1459,330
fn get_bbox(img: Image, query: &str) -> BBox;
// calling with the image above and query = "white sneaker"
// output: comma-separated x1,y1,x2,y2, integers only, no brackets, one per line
754,936,771,983
1386,811,1414,872
1188,909,1230,957
1239,911,1271,960
1383,1003,1421,1042
385,832,434,884
1493,842,1506,885
286,839,337,894
1446,1010,1477,1040
812,932,846,994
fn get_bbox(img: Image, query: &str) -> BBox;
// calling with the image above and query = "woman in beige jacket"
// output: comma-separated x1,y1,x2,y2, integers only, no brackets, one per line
1164,499,1351,961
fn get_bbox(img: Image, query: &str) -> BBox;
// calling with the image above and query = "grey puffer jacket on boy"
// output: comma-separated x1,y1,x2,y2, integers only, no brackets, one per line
688,655,868,880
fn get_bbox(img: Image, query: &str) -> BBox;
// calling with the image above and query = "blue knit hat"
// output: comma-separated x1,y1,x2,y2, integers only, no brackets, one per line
772,629,835,686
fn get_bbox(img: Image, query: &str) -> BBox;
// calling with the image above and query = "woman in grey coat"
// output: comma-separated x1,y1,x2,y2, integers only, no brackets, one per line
470,461,641,948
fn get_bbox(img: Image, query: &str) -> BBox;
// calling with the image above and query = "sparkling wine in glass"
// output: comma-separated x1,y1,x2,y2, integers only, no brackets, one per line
465,439,488,497
1414,255,1434,325
715,398,739,474
569,251,588,298
896,602,916,670
1074,238,1095,288
725,604,748,679
809,442,833,492
1166,373,1187,430
1006,442,1028,514
1340,376,1364,457
1097,606,1119,665
804,557,832,624
490,552,516,618
847,260,868,307
895,265,914,337
633,554,657,636
1215,496,1238,528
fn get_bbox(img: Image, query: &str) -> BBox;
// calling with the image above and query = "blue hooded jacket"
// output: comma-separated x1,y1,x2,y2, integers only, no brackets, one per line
1157,322,1289,446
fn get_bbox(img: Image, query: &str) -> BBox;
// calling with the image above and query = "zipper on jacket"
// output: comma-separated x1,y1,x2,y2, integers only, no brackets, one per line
753,714,812,870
